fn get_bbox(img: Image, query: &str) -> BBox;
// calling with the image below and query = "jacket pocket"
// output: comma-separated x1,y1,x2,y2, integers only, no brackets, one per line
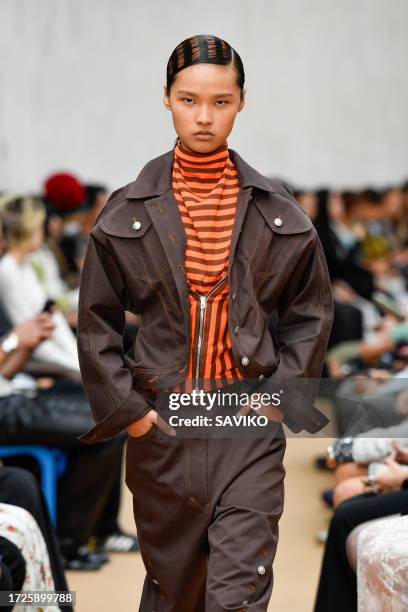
127,422,158,441
234,331,278,376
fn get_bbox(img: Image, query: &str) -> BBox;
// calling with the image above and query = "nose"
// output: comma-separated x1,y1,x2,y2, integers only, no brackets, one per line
196,103,212,126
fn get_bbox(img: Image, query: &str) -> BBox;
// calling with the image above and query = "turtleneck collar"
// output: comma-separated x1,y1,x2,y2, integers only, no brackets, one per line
172,137,231,199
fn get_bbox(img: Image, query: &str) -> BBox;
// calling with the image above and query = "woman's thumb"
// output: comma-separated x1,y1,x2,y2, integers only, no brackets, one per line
384,456,398,468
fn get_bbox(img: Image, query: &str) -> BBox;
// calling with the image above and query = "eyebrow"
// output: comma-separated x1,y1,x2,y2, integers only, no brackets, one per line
176,90,234,97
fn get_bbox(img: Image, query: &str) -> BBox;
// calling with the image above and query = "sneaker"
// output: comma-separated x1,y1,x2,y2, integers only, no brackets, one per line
315,529,328,544
95,531,140,553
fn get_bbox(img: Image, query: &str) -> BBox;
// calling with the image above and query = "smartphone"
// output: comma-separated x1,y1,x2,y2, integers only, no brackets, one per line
42,299,56,313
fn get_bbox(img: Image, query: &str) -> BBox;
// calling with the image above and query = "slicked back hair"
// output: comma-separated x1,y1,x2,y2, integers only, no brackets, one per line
166,34,245,101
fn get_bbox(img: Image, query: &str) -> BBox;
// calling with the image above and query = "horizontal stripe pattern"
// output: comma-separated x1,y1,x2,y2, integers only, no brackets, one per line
170,138,244,390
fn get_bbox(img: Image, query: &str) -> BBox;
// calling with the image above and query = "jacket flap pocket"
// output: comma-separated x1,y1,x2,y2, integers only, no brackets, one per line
254,192,313,235
98,205,153,238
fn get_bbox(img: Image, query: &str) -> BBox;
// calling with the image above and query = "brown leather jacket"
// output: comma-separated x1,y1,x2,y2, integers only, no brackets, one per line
76,146,334,444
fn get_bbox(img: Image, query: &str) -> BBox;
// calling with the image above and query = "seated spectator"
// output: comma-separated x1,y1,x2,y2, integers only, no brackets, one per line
0,308,137,569
0,195,79,373
314,460,408,611
0,466,71,609
330,344,408,436
43,173,92,288
82,183,108,235
314,189,375,301
28,228,80,315
326,311,407,379
329,414,408,502
0,504,60,612
296,188,379,355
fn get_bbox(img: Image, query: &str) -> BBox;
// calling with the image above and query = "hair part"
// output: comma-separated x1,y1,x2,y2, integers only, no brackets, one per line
166,34,245,100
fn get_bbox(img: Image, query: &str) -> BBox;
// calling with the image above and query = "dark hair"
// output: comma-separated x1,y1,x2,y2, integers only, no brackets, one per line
166,34,245,100
85,184,107,209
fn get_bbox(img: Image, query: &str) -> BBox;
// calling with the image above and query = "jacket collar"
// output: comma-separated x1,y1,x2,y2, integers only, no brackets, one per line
126,146,277,200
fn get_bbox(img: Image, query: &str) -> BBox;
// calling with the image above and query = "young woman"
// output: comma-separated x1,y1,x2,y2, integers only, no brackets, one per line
77,34,333,611
0,195,79,373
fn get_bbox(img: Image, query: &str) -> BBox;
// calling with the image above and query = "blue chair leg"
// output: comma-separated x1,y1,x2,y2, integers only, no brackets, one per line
31,450,58,525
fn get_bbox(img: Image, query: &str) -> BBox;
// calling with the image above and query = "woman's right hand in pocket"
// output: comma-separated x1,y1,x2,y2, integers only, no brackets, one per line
127,410,157,438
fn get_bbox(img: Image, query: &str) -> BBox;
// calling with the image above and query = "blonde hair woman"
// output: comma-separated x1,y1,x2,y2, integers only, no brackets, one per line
0,195,79,373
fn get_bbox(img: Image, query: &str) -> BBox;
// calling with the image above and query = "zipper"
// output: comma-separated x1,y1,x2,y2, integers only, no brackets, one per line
191,274,228,392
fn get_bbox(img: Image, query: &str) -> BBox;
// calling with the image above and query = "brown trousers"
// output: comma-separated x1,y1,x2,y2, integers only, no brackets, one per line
125,403,286,612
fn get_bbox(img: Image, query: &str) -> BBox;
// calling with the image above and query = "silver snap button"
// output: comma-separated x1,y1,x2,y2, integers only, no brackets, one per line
241,356,249,366
152,578,159,584
234,326,239,334
132,220,141,230
242,602,248,606
257,564,266,575
232,291,237,300
258,374,264,381
274,217,283,227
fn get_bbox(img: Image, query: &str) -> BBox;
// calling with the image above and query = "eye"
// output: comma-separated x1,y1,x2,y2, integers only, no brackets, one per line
216,100,228,106
182,98,194,104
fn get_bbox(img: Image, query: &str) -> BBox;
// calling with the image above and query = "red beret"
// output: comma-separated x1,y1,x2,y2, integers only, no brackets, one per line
44,173,86,213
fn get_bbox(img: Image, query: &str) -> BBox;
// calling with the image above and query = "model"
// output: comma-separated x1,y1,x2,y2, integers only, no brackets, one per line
76,34,334,611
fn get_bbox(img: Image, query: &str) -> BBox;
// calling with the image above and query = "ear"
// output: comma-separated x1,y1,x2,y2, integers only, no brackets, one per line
163,85,171,110
238,89,246,112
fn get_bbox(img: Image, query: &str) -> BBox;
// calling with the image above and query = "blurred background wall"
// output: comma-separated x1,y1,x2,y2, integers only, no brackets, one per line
1,0,407,193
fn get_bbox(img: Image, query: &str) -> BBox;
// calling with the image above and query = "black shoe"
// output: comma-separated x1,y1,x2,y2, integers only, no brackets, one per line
77,545,110,565
62,548,108,571
314,454,331,471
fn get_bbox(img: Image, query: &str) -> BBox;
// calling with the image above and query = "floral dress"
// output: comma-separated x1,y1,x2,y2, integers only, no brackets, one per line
0,503,60,612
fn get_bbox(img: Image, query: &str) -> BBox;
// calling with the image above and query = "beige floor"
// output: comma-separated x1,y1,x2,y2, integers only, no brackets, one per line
68,418,335,612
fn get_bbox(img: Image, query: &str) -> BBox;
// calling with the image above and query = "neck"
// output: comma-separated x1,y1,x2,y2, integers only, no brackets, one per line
8,246,27,264
177,137,228,157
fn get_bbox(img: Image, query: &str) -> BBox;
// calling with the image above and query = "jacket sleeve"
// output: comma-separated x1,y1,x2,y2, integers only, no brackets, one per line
76,230,153,444
257,230,334,433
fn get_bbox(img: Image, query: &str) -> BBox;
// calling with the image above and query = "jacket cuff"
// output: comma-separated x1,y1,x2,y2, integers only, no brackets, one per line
252,378,329,434
77,391,154,444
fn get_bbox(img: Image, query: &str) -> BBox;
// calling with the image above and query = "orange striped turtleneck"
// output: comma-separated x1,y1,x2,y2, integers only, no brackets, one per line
171,137,245,390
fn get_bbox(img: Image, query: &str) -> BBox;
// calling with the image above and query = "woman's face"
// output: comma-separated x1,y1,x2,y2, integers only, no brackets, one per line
29,223,45,252
164,63,245,153
297,192,318,220
328,192,345,222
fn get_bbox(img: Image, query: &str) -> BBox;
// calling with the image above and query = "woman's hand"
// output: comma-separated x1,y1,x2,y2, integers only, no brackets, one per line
127,410,177,438
395,390,408,418
127,410,157,438
392,440,408,464
364,456,408,493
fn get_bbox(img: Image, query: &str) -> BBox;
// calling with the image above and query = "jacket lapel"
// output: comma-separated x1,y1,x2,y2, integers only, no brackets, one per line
144,189,189,307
